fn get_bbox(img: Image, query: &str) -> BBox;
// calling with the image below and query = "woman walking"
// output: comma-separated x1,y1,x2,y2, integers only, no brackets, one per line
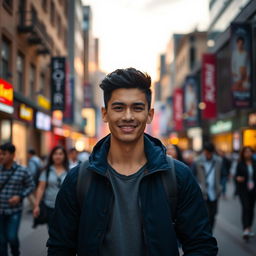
33,146,69,227
235,146,256,240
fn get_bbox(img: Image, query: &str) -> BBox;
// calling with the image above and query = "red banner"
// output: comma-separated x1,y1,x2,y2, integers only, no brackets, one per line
173,88,183,131
201,54,217,119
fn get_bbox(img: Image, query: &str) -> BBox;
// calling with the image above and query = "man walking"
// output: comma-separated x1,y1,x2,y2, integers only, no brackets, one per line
47,68,218,255
0,143,35,256
194,142,223,232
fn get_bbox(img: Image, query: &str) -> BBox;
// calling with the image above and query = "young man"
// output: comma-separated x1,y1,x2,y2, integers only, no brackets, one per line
47,68,218,255
194,142,223,232
68,148,81,169
0,143,35,256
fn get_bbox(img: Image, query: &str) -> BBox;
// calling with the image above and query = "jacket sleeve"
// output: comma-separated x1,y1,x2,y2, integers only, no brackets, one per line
174,162,218,255
20,168,35,198
47,166,80,256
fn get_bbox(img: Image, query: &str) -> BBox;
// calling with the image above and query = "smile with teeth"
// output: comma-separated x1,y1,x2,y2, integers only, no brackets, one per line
119,125,137,132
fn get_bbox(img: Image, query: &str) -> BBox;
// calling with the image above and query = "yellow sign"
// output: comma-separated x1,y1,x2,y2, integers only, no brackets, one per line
37,95,51,110
20,104,33,121
82,108,96,137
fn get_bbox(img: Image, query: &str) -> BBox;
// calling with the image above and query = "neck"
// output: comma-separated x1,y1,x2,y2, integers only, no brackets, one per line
4,161,14,170
54,163,64,170
108,135,147,175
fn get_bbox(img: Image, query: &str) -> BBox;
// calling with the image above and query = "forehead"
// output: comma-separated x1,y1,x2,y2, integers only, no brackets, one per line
108,88,147,105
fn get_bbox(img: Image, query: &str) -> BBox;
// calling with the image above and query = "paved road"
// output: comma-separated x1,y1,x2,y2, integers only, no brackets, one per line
18,181,256,256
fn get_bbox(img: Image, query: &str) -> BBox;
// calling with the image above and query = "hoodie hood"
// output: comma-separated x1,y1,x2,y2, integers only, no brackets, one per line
88,133,170,176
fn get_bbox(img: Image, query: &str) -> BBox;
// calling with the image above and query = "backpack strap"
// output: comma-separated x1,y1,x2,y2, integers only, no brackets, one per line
77,160,91,209
161,155,177,223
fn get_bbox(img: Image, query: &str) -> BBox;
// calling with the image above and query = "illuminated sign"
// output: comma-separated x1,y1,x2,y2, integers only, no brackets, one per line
37,95,51,110
19,104,33,121
210,120,233,134
35,112,51,131
0,79,14,114
82,108,96,137
52,110,63,127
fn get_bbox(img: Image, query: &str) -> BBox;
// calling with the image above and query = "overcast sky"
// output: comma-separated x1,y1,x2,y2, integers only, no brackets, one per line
82,0,209,81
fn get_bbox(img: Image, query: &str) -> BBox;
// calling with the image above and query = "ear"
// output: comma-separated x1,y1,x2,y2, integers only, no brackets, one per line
101,107,108,123
146,108,154,124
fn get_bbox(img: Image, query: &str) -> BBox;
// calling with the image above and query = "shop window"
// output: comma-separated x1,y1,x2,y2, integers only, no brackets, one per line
0,120,11,143
16,52,24,93
29,64,36,99
1,38,11,81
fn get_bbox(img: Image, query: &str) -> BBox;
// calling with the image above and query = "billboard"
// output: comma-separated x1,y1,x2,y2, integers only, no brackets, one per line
231,23,252,108
0,79,14,114
51,57,66,111
173,88,183,131
184,76,199,127
201,54,217,119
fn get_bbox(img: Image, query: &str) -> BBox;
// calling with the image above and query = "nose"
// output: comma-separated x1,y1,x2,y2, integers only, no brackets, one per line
122,108,134,121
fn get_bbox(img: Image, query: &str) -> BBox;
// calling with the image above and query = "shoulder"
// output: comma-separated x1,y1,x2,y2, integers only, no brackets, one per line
62,164,80,187
173,160,195,188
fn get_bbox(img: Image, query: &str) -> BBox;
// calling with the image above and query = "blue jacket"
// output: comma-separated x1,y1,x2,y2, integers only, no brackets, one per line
47,134,218,255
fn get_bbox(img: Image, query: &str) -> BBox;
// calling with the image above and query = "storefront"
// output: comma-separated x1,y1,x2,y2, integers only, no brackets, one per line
242,112,256,150
210,120,234,153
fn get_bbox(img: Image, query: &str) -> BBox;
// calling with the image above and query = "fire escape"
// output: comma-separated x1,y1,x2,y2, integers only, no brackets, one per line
17,8,53,55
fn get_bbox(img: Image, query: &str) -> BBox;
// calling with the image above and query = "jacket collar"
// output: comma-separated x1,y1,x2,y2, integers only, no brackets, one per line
88,133,170,176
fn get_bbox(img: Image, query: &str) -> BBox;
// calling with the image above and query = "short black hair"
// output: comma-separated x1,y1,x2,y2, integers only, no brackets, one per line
99,68,152,109
236,36,245,43
0,143,16,153
28,149,36,155
203,142,215,153
69,147,77,153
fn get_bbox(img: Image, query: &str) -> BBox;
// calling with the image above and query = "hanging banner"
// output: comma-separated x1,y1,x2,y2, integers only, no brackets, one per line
231,23,252,108
201,54,217,119
64,62,74,121
0,79,14,114
51,57,66,111
173,88,183,131
184,75,199,127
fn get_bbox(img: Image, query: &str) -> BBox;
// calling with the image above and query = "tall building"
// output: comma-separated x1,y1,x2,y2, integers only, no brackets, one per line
0,0,68,164
205,0,256,152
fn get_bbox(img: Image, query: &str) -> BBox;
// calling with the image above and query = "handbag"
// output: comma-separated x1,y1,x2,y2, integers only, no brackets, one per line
32,200,48,228
32,168,50,228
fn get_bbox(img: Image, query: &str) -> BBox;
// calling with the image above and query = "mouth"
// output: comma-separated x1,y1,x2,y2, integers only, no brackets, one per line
118,124,137,133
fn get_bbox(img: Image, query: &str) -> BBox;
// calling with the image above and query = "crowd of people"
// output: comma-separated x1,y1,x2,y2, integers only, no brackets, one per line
166,142,256,241
0,143,89,256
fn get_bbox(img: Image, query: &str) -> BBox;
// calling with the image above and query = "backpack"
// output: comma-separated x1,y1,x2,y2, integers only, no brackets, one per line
76,155,177,223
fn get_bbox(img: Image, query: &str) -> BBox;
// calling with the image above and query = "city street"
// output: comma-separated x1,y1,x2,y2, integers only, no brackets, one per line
18,181,256,256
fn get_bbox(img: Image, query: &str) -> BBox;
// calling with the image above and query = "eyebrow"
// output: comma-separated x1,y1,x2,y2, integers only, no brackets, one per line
111,102,146,107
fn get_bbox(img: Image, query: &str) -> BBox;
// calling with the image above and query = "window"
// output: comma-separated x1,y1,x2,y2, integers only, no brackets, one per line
40,72,45,95
57,15,61,36
42,0,47,11
50,1,55,26
29,64,36,99
16,53,24,92
1,38,11,81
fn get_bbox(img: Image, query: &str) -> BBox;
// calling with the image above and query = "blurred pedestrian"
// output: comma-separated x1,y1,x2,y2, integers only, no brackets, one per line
33,146,69,228
235,146,256,241
194,142,223,232
68,147,81,169
217,150,231,199
27,149,43,212
47,68,217,255
0,143,34,256
166,144,184,162
78,149,90,162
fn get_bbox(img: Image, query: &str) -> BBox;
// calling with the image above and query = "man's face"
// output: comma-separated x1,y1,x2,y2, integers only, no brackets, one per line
2,150,14,166
0,150,4,164
204,150,213,160
237,39,244,51
102,88,154,144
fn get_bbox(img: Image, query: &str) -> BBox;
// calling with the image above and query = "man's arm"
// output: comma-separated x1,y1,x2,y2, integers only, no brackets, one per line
21,168,35,198
174,162,218,255
47,166,80,256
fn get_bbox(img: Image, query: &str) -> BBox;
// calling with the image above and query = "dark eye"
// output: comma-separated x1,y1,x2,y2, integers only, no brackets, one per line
113,106,123,111
134,106,144,111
